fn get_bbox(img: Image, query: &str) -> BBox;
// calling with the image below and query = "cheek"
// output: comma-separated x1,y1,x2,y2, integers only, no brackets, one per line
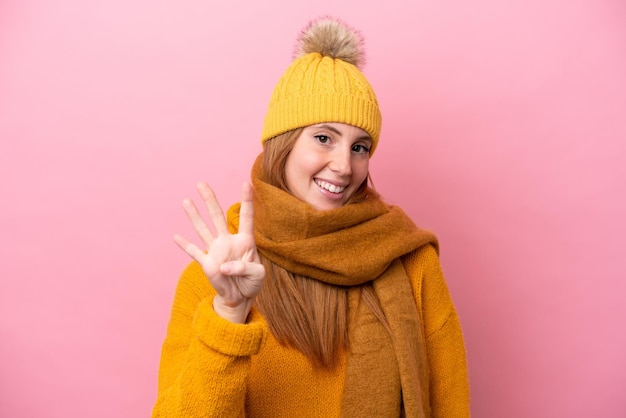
289,154,323,178
285,153,316,190
353,159,370,183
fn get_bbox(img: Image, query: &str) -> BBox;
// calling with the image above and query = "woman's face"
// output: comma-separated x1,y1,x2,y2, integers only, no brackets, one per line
284,122,372,211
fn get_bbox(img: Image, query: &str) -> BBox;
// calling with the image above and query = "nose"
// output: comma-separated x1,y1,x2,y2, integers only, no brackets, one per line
329,147,352,177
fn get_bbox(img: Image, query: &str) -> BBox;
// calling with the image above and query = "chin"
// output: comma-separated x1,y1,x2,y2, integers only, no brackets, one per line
313,200,344,211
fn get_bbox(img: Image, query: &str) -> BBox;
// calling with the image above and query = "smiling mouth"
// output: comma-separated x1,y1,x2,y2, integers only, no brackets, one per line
314,179,346,194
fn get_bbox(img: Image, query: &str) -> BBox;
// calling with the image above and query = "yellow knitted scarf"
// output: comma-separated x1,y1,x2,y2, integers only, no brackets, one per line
227,157,438,417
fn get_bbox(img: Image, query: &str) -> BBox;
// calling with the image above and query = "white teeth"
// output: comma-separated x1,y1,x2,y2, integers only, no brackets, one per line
315,180,345,194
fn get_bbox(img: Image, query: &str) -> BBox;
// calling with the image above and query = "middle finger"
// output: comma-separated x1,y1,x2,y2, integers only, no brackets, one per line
182,198,214,247
196,182,229,236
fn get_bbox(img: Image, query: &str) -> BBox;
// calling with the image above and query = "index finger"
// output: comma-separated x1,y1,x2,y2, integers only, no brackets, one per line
238,182,255,236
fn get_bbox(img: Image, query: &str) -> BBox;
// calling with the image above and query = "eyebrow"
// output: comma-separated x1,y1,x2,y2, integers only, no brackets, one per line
314,124,372,142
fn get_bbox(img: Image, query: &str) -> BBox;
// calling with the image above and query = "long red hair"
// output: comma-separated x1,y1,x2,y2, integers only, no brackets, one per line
255,129,389,368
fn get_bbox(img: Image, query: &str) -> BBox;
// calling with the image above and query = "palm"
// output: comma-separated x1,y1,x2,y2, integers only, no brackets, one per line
201,233,261,306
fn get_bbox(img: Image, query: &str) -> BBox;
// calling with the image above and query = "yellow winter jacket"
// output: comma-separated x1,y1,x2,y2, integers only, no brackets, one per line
152,244,470,417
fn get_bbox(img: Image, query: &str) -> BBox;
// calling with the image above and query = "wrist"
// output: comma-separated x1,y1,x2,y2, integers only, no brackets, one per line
212,296,250,324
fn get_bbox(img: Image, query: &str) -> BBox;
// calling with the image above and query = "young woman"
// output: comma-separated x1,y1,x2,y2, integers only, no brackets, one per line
153,17,470,417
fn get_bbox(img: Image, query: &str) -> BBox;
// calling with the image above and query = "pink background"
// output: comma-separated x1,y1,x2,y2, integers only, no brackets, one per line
1,0,625,416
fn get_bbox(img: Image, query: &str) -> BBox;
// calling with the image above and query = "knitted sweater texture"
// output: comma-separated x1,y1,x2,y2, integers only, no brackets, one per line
152,244,470,417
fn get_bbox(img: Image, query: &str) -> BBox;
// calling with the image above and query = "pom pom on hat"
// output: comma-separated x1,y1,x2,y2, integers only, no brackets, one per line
294,17,366,69
261,17,382,155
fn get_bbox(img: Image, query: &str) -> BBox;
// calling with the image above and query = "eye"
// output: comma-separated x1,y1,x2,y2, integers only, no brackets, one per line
314,135,331,144
352,144,370,154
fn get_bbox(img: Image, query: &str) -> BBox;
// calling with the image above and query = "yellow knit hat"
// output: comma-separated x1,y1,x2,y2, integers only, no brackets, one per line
261,18,382,155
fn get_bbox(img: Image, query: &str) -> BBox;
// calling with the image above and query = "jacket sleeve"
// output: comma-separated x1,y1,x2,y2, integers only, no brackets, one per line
404,245,471,418
152,261,267,418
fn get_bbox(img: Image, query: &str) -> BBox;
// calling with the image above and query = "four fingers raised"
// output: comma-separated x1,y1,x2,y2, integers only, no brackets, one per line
174,181,261,323
175,181,257,257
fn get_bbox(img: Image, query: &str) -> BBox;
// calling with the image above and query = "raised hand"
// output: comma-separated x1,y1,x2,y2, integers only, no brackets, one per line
174,181,265,324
